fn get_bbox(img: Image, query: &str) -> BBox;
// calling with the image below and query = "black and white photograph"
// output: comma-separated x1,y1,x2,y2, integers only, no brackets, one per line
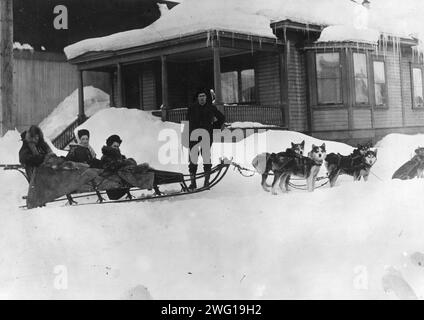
0,0,424,302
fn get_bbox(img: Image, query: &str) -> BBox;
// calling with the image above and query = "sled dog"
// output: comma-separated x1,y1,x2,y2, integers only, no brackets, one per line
269,143,327,195
251,141,305,192
325,148,378,187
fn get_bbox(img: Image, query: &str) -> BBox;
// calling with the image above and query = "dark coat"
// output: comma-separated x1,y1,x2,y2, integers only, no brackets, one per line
66,145,94,164
19,130,53,178
100,146,136,172
186,102,225,138
65,144,102,168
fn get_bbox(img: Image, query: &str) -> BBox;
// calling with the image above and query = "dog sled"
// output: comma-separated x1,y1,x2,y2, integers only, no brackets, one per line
392,148,424,180
1,157,231,209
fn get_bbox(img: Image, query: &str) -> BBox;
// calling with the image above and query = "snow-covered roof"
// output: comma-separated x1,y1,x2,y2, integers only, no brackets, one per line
317,25,381,44
65,0,424,60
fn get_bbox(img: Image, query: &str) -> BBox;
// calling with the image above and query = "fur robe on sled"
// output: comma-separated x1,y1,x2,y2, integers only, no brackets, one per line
26,154,155,209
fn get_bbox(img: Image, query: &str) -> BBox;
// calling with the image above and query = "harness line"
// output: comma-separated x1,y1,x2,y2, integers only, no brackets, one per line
231,161,329,190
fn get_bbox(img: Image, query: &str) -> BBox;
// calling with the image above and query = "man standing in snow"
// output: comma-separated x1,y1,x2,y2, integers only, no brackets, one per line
186,89,225,190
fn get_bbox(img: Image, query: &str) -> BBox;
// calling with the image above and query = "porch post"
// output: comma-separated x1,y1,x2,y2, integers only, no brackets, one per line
282,41,291,129
78,70,86,122
213,46,223,108
161,55,169,121
138,71,144,110
117,63,123,107
0,0,13,134
109,71,115,108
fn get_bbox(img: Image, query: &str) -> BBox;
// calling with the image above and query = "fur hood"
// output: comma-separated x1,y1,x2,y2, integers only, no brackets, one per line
101,146,123,159
22,125,45,144
20,126,52,156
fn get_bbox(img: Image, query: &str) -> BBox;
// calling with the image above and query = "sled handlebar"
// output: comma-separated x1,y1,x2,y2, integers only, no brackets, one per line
0,164,23,170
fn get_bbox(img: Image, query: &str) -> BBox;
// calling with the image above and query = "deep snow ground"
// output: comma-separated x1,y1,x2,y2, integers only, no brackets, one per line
1,109,424,300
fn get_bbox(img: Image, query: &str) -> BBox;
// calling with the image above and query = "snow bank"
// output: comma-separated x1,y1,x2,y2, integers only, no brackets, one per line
75,108,353,173
75,108,181,170
0,130,22,164
39,86,109,140
373,133,424,180
64,0,424,60
227,122,278,129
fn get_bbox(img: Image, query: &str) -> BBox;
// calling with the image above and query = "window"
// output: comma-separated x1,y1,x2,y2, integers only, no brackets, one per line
412,67,424,108
241,69,255,103
373,61,386,106
353,53,369,104
316,53,342,104
221,68,255,104
222,71,239,103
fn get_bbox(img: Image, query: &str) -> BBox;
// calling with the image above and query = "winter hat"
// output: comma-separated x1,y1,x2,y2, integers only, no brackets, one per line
77,129,90,139
195,88,209,97
27,125,44,139
194,88,211,103
106,134,122,147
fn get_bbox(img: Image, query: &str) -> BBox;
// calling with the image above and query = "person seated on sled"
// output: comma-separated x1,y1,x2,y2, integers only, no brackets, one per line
65,129,102,168
101,134,137,171
18,125,55,180
100,134,137,200
185,88,225,190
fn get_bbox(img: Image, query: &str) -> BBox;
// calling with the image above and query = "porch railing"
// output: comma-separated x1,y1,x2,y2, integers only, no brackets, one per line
223,104,286,127
52,117,86,150
162,104,287,128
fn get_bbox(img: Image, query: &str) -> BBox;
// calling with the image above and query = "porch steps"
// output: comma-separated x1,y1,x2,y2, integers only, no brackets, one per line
51,116,88,150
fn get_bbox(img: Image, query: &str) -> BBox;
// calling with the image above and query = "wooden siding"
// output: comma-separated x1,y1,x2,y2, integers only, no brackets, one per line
400,54,424,126
372,49,403,128
287,42,308,131
255,52,281,106
141,63,157,110
353,109,372,129
312,109,349,131
13,51,110,132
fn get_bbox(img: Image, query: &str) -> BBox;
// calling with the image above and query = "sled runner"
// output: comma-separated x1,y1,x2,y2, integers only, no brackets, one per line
2,158,231,209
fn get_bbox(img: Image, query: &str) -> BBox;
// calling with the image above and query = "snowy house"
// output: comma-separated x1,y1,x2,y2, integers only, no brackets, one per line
65,0,424,143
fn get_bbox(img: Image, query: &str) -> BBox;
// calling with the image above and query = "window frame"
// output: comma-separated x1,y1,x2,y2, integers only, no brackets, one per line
370,56,388,109
351,51,372,107
221,70,240,104
410,63,424,109
314,51,344,106
221,67,258,105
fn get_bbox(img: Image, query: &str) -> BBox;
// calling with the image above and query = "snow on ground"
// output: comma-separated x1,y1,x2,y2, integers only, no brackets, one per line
39,86,109,140
227,122,277,129
1,108,424,299
65,0,424,60
0,130,23,164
